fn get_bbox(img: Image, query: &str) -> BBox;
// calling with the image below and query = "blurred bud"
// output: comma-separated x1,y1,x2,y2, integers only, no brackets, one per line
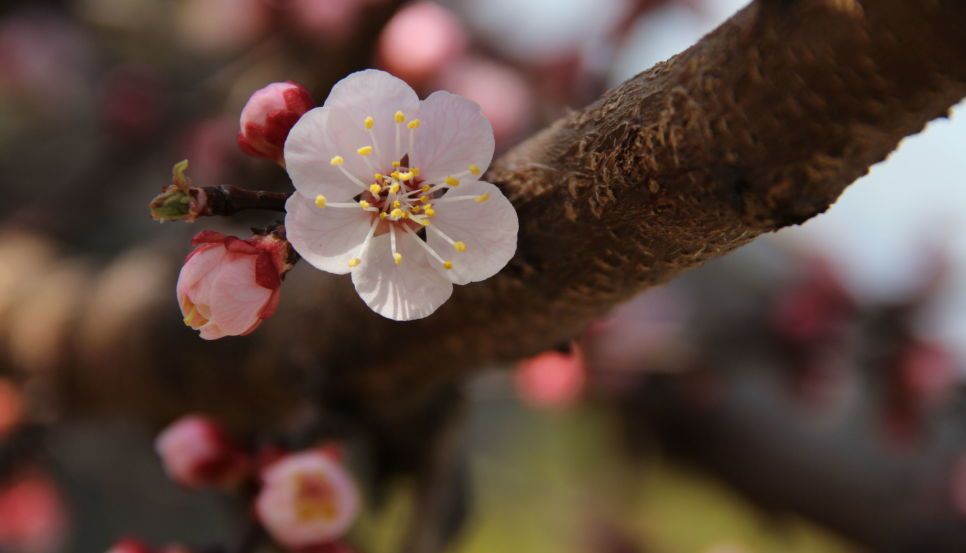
177,230,293,340
100,65,162,142
377,2,466,85
0,472,67,553
0,377,24,437
106,540,191,553
436,58,532,146
238,82,313,165
149,161,192,222
107,540,154,553
155,415,251,489
515,349,586,409
285,0,367,45
255,450,360,549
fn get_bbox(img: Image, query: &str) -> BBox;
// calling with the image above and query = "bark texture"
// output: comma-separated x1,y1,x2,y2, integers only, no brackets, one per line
3,0,966,431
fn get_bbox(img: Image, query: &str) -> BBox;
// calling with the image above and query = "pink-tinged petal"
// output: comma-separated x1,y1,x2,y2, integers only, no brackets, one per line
412,91,494,185
204,256,274,338
323,69,420,169
284,106,369,202
285,194,375,275
428,180,518,285
177,245,227,306
351,232,453,321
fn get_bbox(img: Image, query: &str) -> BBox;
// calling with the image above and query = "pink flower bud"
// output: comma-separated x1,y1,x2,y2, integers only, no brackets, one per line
237,82,313,165
107,540,155,553
515,350,586,409
377,2,467,85
255,450,360,549
177,230,292,340
155,415,250,489
0,472,67,553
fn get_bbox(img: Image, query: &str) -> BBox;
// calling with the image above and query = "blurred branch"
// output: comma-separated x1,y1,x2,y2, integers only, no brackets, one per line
3,0,966,438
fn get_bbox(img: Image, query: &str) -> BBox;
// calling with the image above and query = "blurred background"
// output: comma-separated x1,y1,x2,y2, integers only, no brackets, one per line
2,0,966,552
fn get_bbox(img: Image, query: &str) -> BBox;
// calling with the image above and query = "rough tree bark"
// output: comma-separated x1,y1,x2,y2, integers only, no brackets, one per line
3,0,966,434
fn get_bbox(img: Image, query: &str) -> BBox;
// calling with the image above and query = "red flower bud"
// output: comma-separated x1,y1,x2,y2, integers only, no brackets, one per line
155,415,250,489
237,81,313,165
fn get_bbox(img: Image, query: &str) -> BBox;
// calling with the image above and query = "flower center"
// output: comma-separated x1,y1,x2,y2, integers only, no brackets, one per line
311,110,490,271
293,473,339,522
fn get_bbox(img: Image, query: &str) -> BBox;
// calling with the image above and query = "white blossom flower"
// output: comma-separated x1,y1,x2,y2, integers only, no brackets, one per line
284,69,518,320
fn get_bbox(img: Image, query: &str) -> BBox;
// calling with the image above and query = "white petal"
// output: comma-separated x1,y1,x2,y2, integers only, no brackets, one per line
411,91,494,185
284,106,371,202
285,194,374,275
428,180,518,285
324,69,421,169
351,231,453,321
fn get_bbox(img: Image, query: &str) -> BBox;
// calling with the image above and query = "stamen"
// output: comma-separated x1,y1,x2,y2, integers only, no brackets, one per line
395,110,405,159
330,156,344,166
405,228,451,270
407,119,419,162
433,194,484,204
444,176,460,187
389,182,401,195
364,116,374,129
475,193,490,203
363,116,381,156
357,145,373,156
369,183,383,195
315,195,373,210
399,171,414,182
429,225,467,252
407,119,421,130
468,164,481,176
390,208,405,219
329,154,369,190
390,225,401,265
349,219,379,269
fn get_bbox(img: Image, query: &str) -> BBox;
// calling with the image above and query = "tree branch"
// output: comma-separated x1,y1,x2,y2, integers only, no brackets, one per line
5,0,966,434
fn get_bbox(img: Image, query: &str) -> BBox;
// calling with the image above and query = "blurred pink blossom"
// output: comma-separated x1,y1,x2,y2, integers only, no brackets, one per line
177,231,291,340
0,473,68,553
155,415,250,489
100,65,163,142
378,2,467,85
515,349,587,409
285,0,368,44
0,377,24,437
437,58,532,146
255,450,361,549
238,81,314,165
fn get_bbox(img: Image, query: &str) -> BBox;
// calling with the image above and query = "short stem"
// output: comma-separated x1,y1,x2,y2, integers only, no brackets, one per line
195,186,290,217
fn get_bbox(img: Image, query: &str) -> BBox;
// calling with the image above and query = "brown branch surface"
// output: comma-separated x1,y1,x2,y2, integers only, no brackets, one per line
4,0,966,431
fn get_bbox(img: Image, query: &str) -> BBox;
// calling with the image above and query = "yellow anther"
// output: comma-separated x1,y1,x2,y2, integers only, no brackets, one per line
359,200,371,209
357,145,373,156
369,184,382,195
314,195,327,208
443,261,453,270
390,208,405,219
390,171,401,180
394,111,405,123
330,155,345,166
468,164,481,176
392,200,401,209
475,193,490,203
391,161,401,168
419,195,429,203
416,217,430,226
411,205,422,213
412,167,421,177
348,258,361,268
380,212,388,220
453,241,466,252
424,207,436,217
374,172,383,180
399,172,414,182
420,184,431,193
364,116,374,129
393,252,403,265
389,183,401,194
407,119,421,129
444,176,459,187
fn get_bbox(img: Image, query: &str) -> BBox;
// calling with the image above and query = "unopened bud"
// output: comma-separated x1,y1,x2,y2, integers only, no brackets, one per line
155,415,250,489
237,81,313,165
